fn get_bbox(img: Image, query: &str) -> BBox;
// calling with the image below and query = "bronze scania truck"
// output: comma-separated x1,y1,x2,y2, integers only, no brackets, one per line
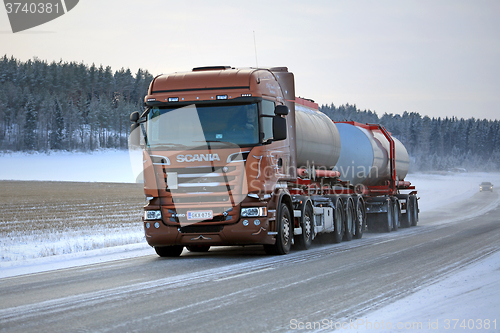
130,66,418,257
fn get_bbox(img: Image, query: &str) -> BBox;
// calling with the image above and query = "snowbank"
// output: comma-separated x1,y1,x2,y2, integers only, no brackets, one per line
338,250,500,332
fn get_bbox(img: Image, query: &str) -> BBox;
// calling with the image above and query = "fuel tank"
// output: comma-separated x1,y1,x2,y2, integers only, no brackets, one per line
295,103,341,169
334,122,410,186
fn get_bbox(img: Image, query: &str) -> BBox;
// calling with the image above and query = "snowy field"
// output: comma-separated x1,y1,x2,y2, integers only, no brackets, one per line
0,149,142,183
1,150,500,332
0,150,147,273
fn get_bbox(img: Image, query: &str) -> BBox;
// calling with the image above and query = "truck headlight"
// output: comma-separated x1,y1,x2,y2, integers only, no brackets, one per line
145,210,162,220
240,207,267,217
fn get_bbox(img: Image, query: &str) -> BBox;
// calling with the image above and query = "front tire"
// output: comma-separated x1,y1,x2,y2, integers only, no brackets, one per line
264,203,292,255
186,245,210,252
155,245,184,257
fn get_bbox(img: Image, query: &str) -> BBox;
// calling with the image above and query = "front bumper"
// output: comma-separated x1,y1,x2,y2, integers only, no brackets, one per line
143,216,275,247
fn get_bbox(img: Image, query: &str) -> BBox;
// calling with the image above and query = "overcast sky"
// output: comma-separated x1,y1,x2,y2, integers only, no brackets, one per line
1,0,499,120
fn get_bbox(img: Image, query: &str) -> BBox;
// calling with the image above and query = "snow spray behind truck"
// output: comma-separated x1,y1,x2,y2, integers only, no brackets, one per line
129,66,418,257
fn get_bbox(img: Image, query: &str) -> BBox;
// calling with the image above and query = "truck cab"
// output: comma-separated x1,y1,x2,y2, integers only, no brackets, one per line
131,66,297,256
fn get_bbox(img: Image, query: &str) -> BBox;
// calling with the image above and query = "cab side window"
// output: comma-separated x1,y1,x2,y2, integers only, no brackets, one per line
261,100,275,142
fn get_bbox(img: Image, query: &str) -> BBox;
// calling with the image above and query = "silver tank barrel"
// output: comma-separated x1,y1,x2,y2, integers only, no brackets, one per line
334,122,409,186
295,103,341,169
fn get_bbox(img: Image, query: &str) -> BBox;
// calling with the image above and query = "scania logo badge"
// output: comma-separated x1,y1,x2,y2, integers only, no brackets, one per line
191,235,211,241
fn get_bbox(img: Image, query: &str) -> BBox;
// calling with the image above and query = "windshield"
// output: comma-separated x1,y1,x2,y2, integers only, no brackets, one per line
146,103,259,149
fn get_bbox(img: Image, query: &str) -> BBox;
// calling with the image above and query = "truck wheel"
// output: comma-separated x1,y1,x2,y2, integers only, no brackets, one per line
384,200,394,232
392,198,400,231
343,198,355,241
400,195,411,228
331,196,344,243
186,245,210,252
264,203,292,255
410,195,418,226
407,198,415,226
354,196,365,239
295,204,314,250
155,245,183,257
373,199,392,232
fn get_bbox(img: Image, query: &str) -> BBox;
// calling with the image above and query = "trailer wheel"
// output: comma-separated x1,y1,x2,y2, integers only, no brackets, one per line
264,203,292,255
384,200,394,232
400,195,411,228
295,204,314,250
186,245,211,253
392,198,400,231
406,198,415,227
410,195,419,226
373,199,393,232
354,196,365,239
155,245,184,257
331,196,344,243
343,198,355,241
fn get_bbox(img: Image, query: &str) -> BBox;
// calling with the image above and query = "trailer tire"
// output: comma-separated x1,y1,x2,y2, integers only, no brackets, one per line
410,195,418,226
186,245,211,253
354,196,365,239
400,195,411,228
384,200,394,232
392,198,400,231
331,196,344,243
155,245,183,257
264,203,292,255
372,199,393,232
343,197,355,241
295,204,314,250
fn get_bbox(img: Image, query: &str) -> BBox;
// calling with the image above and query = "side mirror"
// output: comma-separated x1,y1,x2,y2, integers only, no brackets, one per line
130,123,141,147
272,115,287,141
275,105,289,116
130,111,140,123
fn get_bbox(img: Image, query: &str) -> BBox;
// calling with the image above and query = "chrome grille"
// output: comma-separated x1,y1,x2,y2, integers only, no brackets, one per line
157,163,244,199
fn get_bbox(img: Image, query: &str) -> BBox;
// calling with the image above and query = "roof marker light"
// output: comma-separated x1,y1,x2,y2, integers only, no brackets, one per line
241,94,252,97
168,97,179,102
217,95,228,100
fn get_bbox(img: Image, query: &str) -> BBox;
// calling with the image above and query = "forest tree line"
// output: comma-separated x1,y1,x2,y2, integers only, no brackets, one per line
0,55,153,151
1,56,499,171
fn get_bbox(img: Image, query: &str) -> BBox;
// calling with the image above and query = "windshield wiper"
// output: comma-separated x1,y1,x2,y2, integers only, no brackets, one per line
193,140,240,148
149,143,188,149
203,140,232,144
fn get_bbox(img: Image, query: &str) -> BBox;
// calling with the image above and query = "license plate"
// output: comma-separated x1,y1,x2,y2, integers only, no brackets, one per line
187,210,213,220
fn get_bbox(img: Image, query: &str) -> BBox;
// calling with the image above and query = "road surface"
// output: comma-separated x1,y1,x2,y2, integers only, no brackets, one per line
0,191,499,332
